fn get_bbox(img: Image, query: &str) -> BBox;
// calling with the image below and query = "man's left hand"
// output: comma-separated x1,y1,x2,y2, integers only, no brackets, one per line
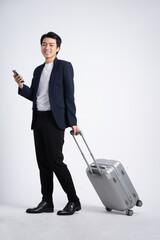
72,126,80,135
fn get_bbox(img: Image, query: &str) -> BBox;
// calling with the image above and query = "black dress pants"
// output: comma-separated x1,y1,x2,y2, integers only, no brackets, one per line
33,111,79,205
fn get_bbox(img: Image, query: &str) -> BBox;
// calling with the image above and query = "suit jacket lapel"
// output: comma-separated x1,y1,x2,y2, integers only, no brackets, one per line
49,57,59,96
34,63,45,98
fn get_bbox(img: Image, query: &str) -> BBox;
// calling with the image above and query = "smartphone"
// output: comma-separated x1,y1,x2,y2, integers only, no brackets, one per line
12,70,24,83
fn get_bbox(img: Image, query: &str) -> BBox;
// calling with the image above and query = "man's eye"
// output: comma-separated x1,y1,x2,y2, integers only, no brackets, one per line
50,44,54,47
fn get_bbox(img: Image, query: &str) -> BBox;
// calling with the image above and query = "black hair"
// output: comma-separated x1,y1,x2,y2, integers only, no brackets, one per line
40,32,62,54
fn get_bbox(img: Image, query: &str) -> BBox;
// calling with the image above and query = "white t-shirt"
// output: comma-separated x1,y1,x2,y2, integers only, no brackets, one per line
36,62,54,111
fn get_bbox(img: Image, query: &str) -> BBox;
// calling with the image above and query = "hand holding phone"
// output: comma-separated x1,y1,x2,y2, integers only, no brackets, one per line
12,70,24,83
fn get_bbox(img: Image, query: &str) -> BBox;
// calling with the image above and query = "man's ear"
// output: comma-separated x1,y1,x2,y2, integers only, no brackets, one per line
56,47,60,54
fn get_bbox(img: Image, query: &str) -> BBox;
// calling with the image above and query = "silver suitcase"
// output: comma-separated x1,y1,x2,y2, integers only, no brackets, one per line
71,131,143,216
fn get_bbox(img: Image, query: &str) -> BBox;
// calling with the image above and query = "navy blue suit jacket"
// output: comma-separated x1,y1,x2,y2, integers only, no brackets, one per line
18,57,77,130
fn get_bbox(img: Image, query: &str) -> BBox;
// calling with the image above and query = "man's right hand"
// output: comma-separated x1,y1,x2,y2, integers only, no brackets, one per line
13,74,24,89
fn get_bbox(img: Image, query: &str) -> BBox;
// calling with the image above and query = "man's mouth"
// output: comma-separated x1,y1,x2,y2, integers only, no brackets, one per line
44,51,51,54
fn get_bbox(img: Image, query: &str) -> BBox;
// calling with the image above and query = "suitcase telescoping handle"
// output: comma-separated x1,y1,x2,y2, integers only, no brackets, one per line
70,130,102,175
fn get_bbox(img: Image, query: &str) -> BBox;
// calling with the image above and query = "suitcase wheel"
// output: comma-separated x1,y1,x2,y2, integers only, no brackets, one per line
106,207,112,212
136,200,143,207
126,209,133,216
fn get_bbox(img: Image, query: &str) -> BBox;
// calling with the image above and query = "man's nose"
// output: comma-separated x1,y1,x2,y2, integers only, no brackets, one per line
44,44,50,49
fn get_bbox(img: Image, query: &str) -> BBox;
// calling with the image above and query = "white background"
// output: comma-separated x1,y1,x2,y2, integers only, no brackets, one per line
0,0,160,216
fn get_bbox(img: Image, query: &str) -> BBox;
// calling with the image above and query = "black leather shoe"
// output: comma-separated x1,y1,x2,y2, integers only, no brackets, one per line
26,201,54,214
57,202,81,216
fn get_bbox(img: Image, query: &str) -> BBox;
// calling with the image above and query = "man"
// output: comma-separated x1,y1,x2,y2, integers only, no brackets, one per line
13,32,81,216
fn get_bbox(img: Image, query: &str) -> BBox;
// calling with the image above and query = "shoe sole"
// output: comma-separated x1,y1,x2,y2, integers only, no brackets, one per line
57,206,81,216
26,208,54,214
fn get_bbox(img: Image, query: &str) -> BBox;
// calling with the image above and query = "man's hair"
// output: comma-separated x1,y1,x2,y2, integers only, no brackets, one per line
40,32,62,54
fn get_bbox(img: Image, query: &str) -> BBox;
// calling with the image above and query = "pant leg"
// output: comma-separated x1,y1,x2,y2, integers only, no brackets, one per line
33,117,53,205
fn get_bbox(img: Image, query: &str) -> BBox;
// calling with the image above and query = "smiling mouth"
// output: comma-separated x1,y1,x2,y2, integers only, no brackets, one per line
44,51,51,54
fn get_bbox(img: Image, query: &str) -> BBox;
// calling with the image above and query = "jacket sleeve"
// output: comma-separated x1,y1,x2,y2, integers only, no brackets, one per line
18,69,36,101
63,62,77,127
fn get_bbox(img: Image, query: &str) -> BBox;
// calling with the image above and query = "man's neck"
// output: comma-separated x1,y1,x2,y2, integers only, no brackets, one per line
45,56,56,64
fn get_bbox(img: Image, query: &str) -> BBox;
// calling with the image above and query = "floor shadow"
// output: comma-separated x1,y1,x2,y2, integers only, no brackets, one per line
82,204,138,216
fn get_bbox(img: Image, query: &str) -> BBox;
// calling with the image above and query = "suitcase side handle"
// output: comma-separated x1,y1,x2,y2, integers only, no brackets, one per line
70,130,102,175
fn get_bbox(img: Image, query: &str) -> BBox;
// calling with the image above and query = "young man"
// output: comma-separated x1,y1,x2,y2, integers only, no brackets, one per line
13,32,81,216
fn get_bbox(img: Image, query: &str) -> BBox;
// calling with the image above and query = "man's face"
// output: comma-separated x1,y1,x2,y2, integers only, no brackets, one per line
41,37,60,61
